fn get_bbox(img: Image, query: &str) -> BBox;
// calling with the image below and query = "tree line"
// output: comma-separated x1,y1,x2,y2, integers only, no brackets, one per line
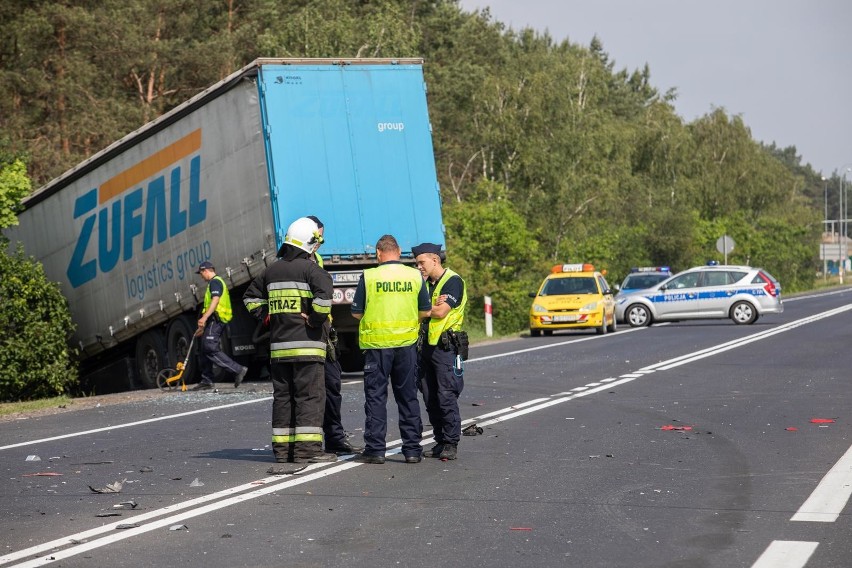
0,0,831,394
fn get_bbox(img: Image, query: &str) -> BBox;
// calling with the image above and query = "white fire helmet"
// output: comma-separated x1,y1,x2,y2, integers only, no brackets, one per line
284,217,322,254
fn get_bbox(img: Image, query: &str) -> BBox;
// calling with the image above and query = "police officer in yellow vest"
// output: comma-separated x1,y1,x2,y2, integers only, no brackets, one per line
413,243,468,460
351,235,432,464
193,261,248,390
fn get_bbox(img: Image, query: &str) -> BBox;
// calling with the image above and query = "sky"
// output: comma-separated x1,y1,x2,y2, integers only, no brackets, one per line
456,0,852,177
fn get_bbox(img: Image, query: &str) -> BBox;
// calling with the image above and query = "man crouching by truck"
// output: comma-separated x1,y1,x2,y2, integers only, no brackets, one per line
194,261,248,390
243,217,337,464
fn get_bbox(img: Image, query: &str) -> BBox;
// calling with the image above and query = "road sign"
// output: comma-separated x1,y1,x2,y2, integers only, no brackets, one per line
716,235,735,264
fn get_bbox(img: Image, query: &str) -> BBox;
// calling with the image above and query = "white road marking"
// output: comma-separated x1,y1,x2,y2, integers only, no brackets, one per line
0,398,270,451
790,443,852,522
751,541,818,568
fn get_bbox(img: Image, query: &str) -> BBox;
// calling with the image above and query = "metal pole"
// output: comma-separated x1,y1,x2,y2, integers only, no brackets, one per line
840,175,844,284
823,178,828,280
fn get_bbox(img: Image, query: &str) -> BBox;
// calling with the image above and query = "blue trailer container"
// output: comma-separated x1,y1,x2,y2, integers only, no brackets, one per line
7,58,445,391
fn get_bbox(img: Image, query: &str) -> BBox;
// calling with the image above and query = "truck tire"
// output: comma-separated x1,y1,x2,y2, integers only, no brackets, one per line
166,316,198,383
134,330,167,389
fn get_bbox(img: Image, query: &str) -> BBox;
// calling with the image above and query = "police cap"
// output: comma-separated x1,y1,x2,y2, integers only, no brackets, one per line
412,243,442,257
196,261,214,273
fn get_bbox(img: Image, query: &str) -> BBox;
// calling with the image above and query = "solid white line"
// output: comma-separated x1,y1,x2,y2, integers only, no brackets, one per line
5,462,362,568
751,541,818,568
469,325,646,362
0,398,271,451
790,443,852,522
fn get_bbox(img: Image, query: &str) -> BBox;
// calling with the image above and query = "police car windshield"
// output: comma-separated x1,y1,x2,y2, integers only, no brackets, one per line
541,277,598,295
622,274,670,289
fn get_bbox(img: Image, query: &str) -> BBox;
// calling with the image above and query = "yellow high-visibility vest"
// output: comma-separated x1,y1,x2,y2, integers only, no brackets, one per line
427,268,467,345
359,263,423,348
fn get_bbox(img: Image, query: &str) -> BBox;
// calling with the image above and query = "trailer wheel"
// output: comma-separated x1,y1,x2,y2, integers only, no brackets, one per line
134,330,167,389
166,316,198,384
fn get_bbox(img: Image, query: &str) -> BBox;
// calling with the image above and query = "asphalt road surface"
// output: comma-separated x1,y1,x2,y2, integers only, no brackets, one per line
2,288,852,568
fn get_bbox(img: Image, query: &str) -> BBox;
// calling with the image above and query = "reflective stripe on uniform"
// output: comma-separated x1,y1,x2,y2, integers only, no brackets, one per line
268,281,311,291
272,424,323,443
427,268,468,345
270,339,327,359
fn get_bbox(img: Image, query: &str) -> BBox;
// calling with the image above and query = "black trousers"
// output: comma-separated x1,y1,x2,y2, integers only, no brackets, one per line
323,358,345,447
419,344,464,445
362,345,423,457
271,360,325,462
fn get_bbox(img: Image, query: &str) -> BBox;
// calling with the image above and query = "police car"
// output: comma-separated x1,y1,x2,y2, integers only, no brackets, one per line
528,263,617,336
616,267,672,294
614,264,783,327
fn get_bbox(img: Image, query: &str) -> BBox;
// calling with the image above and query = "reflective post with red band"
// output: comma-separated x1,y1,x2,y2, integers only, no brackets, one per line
484,295,493,337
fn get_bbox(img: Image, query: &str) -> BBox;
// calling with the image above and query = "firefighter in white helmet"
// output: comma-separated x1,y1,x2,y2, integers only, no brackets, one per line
244,217,335,464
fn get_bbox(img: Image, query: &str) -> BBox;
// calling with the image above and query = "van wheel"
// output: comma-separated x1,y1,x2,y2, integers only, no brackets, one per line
626,304,651,327
730,301,757,324
607,312,617,333
134,330,167,389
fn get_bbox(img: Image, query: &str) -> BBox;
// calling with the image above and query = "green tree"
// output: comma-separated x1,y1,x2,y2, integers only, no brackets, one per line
0,160,77,401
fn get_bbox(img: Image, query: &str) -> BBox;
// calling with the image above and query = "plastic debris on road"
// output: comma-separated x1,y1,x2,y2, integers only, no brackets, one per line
88,479,126,493
810,418,836,424
510,527,533,531
659,425,693,431
785,427,798,431
169,524,189,531
266,464,308,476
189,478,204,487
21,472,63,477
115,523,139,529
113,500,138,509
25,455,41,462
462,423,484,436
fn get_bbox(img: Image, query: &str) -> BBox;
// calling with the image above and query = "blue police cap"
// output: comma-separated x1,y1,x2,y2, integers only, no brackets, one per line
196,261,214,273
412,243,442,257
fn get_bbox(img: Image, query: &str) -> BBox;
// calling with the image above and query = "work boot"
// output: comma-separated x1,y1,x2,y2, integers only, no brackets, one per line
192,382,213,391
404,454,422,464
439,444,457,461
325,440,364,455
425,443,444,458
234,366,248,388
353,453,386,464
307,452,337,463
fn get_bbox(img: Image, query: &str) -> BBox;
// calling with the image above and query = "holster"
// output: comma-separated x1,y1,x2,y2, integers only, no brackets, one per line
441,330,469,360
326,327,338,362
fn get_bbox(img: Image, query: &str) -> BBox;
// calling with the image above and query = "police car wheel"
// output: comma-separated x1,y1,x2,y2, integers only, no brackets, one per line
626,304,651,327
730,301,757,325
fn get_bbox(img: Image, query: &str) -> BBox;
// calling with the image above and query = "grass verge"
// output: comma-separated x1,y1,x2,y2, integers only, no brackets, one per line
0,395,73,418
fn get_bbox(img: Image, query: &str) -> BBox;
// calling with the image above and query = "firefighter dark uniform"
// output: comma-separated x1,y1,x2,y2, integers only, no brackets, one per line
244,218,334,463
414,245,467,460
351,259,431,462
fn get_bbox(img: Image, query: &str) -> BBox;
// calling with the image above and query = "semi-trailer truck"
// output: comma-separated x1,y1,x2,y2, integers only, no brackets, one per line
7,58,445,392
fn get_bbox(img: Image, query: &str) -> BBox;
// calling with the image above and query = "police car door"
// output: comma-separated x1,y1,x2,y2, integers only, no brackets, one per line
697,270,732,317
656,272,701,319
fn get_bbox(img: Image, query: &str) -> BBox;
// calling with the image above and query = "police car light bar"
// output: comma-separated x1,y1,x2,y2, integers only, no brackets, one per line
630,266,671,273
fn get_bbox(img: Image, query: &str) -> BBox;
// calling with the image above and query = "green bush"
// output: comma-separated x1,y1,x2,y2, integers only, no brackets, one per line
0,244,78,401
